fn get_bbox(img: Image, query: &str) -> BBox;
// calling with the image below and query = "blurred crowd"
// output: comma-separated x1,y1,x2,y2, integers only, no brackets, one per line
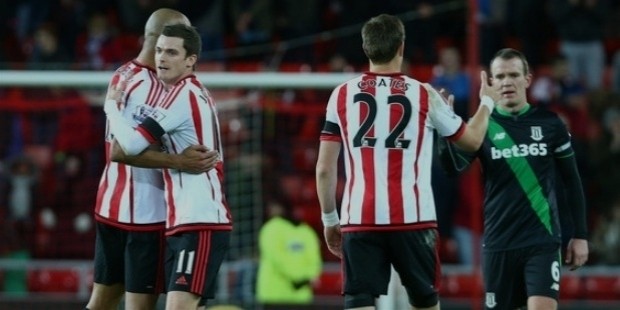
0,0,620,268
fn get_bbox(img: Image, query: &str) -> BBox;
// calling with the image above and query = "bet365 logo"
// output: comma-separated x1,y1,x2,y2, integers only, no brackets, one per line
491,143,548,159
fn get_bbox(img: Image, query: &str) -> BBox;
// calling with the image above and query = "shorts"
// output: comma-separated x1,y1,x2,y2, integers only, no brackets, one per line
342,229,440,308
483,243,561,310
93,221,166,294
165,230,230,299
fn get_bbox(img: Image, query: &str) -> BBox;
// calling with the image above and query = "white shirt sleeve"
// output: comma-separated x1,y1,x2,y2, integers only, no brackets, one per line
424,84,464,137
105,100,151,155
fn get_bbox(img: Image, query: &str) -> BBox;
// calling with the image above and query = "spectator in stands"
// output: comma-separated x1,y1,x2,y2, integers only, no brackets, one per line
229,0,274,49
27,24,71,70
389,0,440,64
13,0,53,45
115,0,161,34
76,12,122,70
256,200,322,308
530,55,593,184
5,155,38,223
550,0,608,90
611,50,620,94
431,46,471,119
0,155,39,295
171,0,227,61
507,0,553,67
530,55,583,107
592,196,620,264
590,104,620,211
477,0,508,65
430,47,474,265
274,0,321,63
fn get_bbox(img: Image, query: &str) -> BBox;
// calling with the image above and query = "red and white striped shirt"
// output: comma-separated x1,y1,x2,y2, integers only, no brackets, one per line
320,72,465,232
95,60,167,230
136,75,232,235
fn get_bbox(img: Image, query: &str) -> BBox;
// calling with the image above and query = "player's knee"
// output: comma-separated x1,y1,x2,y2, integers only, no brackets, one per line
408,291,438,309
344,293,375,308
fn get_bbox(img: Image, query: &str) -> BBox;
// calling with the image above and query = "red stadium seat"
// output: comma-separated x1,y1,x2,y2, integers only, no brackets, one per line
313,271,342,296
584,275,620,300
28,269,79,293
560,274,583,300
441,273,483,299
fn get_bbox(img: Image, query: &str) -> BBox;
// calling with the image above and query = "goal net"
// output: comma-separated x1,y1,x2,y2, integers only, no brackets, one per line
0,69,354,306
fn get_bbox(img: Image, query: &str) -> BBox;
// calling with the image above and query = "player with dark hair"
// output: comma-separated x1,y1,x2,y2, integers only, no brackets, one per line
86,9,219,310
437,48,589,310
315,13,500,310
104,23,231,310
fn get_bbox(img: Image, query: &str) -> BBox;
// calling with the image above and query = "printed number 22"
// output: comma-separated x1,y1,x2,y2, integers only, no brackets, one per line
352,93,412,149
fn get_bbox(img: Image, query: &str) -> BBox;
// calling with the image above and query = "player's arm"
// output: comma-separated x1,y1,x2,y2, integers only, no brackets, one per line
427,71,498,152
110,141,219,174
453,71,500,151
436,133,477,177
556,152,589,269
316,140,340,217
316,124,342,258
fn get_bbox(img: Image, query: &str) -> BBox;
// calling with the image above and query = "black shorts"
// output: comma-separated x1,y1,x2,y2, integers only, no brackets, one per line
165,230,230,299
342,229,440,308
483,244,561,310
93,222,166,294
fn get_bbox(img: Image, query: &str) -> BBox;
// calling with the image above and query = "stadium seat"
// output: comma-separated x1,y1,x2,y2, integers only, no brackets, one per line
27,269,79,293
583,275,620,300
313,271,342,296
441,273,483,299
560,274,583,300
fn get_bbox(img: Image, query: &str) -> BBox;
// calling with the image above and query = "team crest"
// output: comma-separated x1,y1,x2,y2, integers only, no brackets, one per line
485,292,497,308
530,126,543,141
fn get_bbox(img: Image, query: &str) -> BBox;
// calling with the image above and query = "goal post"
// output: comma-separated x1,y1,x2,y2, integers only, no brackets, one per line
0,69,354,307
0,70,358,89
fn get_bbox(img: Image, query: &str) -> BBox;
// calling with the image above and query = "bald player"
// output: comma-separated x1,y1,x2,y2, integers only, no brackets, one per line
86,8,218,310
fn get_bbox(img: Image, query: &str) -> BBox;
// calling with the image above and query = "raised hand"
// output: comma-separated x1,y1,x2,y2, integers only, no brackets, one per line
479,71,498,101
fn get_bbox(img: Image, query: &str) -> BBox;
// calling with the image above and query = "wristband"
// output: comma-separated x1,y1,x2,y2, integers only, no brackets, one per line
321,209,340,227
480,95,494,113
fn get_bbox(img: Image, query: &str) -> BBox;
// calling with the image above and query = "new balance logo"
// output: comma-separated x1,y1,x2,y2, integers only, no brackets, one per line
175,275,188,285
492,132,506,140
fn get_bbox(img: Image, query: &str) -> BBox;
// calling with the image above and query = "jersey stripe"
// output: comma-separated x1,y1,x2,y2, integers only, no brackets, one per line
125,79,143,102
95,160,110,215
163,169,176,226
487,119,553,234
359,75,376,225
335,85,352,224
387,75,405,224
160,80,185,110
129,173,135,223
109,163,127,220
413,84,430,221
192,230,211,294
189,92,203,144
